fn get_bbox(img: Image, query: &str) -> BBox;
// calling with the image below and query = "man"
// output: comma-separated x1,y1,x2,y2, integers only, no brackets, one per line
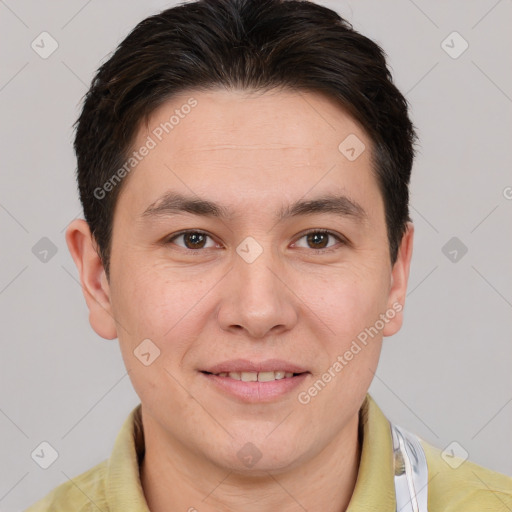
26,0,512,510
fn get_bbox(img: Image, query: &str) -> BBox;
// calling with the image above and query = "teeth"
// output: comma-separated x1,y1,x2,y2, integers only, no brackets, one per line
258,371,276,382
240,371,258,382
214,371,298,381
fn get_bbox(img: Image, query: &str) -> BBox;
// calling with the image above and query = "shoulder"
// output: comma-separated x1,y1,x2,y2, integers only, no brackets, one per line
420,438,512,512
24,459,109,512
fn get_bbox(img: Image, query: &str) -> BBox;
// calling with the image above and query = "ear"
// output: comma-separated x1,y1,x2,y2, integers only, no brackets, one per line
382,222,414,337
65,219,118,340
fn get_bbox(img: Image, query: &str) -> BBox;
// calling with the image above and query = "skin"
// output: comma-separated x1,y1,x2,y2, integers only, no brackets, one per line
67,88,414,512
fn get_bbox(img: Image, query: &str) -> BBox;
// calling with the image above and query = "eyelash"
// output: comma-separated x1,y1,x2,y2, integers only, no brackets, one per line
164,229,346,254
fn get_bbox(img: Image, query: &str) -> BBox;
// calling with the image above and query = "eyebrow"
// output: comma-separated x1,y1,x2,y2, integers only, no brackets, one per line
142,191,367,223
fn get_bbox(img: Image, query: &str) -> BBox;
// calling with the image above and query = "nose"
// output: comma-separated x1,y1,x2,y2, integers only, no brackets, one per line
216,243,298,339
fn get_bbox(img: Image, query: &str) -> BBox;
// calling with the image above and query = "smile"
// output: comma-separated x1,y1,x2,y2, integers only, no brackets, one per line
203,370,300,381
200,370,309,402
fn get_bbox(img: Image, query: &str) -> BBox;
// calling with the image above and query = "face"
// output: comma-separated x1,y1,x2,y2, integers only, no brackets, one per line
68,88,413,474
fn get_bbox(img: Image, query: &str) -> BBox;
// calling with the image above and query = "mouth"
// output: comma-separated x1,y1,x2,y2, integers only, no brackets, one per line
199,359,310,402
201,370,306,382
199,361,310,402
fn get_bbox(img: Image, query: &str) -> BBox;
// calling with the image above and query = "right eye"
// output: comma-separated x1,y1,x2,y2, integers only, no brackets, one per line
164,230,220,251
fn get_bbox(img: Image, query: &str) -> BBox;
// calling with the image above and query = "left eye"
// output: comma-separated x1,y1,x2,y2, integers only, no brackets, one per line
293,230,343,251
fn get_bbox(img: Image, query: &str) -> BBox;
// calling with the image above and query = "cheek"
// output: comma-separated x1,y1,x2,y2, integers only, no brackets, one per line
307,271,389,396
311,269,390,343
110,266,202,404
110,261,213,378
112,259,199,331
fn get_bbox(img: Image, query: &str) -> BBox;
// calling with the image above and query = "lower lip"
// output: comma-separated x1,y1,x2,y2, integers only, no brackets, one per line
200,372,309,403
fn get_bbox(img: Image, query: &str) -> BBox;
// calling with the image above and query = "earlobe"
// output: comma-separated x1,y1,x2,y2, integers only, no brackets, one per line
382,222,414,337
65,219,118,340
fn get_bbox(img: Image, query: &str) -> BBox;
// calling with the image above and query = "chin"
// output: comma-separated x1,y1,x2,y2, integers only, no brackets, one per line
211,435,308,476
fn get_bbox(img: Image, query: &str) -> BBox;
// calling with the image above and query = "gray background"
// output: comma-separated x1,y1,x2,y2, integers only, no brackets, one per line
1,0,511,510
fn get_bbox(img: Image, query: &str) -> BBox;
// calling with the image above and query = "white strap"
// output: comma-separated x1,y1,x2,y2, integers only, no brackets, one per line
391,423,429,512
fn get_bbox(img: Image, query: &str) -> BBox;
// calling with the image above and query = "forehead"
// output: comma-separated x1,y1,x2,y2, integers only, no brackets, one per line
118,88,381,220
144,87,365,156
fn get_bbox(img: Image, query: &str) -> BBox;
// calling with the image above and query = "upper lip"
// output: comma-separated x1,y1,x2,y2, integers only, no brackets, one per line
202,359,309,374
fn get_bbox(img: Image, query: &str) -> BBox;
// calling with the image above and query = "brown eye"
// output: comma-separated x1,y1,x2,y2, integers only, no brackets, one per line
167,231,216,250
294,230,344,252
183,232,207,249
306,232,329,249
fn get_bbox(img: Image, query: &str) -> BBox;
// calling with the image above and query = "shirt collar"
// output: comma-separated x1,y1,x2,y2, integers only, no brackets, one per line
105,393,395,511
346,394,396,512
106,402,150,511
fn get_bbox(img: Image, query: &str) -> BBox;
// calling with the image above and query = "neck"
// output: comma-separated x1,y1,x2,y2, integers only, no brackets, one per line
140,411,362,512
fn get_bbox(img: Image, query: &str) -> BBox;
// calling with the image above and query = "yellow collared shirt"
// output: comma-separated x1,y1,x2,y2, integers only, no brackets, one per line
26,394,512,511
